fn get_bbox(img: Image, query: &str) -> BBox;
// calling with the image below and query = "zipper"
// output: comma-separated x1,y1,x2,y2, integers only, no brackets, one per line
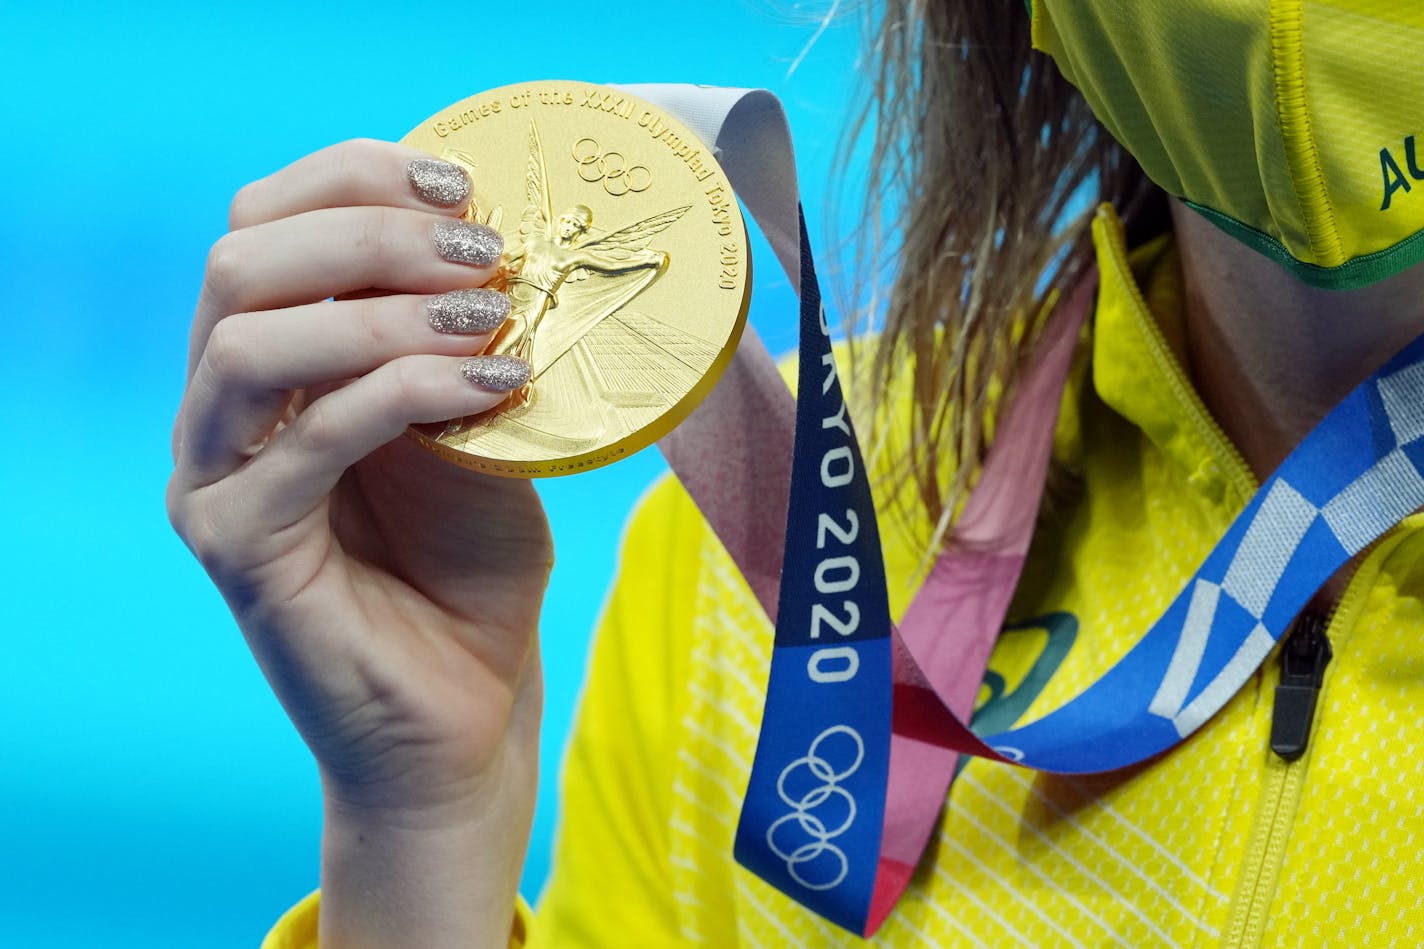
1221,587,1356,948
1268,612,1332,762
1094,207,1258,505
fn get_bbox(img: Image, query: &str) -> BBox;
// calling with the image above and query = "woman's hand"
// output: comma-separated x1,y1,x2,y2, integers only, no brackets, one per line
167,140,550,948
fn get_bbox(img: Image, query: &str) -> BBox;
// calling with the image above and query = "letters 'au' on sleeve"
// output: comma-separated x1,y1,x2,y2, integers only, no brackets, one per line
530,475,703,946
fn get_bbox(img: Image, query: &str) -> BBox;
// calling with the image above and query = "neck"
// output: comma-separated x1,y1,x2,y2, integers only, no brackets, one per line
1172,201,1424,481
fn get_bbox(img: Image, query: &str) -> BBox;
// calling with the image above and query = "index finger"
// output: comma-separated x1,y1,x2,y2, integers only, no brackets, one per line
228,138,475,229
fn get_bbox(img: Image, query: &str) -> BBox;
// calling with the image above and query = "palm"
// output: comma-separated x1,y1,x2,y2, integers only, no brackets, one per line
242,434,552,808
343,435,551,631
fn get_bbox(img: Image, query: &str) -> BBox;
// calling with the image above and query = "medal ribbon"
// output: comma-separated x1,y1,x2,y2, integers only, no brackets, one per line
640,85,1424,935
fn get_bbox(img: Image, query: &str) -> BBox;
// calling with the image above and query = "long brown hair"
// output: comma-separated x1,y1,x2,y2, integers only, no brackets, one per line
842,0,1155,553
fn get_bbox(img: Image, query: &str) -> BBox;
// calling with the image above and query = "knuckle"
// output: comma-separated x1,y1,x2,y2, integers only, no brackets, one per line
188,511,237,576
330,138,382,180
351,296,394,350
296,398,344,455
352,206,394,262
388,357,429,406
166,483,229,572
203,231,248,304
227,181,262,230
202,316,253,385
165,476,193,539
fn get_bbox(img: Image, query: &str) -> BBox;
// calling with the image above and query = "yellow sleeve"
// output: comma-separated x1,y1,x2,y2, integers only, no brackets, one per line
261,891,320,948
261,892,534,947
528,475,705,946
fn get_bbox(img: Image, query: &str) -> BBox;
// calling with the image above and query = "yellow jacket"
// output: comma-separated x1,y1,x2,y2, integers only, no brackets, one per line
267,209,1424,947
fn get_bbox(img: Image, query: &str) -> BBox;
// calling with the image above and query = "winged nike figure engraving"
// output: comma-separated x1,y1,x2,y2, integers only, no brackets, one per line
470,121,691,376
435,121,718,455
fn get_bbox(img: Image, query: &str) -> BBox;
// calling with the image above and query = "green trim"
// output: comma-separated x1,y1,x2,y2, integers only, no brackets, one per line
968,612,1077,738
1184,199,1424,291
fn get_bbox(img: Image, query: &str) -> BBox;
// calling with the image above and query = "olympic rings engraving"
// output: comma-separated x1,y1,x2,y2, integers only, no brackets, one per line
572,137,652,196
765,725,864,891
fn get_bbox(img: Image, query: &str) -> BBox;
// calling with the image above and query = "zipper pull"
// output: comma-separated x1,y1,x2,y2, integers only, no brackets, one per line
1269,611,1333,762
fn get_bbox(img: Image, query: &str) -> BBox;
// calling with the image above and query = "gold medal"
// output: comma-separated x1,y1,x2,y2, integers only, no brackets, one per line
401,81,751,477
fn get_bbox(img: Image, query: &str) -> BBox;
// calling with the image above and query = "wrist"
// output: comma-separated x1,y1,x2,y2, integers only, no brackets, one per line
317,759,535,949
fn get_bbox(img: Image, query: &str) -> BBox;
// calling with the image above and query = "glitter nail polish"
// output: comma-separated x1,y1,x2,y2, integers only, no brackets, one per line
427,289,511,334
460,355,532,392
434,220,504,267
406,158,470,208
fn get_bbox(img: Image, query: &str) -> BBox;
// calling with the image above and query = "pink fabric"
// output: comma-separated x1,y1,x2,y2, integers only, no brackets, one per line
944,280,1091,554
657,325,794,621
660,270,1095,931
898,552,1026,704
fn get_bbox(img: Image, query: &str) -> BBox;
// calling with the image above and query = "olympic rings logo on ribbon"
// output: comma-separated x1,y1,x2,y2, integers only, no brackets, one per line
765,725,864,891
571,138,652,196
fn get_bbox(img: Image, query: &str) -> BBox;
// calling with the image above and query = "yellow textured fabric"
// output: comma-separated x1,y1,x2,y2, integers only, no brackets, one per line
531,208,1424,946
1032,1,1424,288
259,893,533,948
261,891,319,949
265,207,1424,946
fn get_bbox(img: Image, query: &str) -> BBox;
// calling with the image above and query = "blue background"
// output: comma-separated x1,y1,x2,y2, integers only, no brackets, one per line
0,3,862,945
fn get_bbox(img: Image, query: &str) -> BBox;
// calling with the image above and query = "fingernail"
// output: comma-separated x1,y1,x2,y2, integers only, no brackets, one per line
460,354,531,392
434,219,503,267
407,158,470,208
427,289,511,335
